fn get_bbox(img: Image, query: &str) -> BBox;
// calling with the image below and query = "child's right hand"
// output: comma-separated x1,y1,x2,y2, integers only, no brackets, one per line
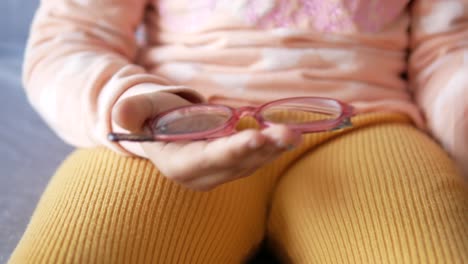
112,90,301,191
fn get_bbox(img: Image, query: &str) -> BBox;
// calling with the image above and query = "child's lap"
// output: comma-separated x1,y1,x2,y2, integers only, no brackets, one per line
15,147,271,263
43,112,466,231
12,112,467,263
52,112,463,203
266,116,468,263
277,118,464,189
272,118,466,204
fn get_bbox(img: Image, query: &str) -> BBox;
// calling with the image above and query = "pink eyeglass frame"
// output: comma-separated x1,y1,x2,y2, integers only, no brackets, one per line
108,97,354,142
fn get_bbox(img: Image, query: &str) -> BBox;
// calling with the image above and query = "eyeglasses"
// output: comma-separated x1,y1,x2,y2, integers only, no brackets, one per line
108,97,354,142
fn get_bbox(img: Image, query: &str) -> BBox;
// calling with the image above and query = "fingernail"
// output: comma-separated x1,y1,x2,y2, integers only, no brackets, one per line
276,142,296,151
275,141,286,149
286,144,296,151
248,138,262,149
275,140,293,149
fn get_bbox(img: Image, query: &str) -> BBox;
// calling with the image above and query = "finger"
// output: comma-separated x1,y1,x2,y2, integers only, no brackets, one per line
193,129,268,170
181,131,286,188
184,153,273,191
217,125,302,176
261,124,302,150
142,126,300,189
112,91,192,132
230,139,286,177
168,125,295,177
147,129,264,180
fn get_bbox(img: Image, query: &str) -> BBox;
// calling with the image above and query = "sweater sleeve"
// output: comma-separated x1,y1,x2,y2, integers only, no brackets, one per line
24,0,202,155
409,0,468,174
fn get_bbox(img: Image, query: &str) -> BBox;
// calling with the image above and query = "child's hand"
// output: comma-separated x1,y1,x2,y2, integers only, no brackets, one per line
113,91,301,191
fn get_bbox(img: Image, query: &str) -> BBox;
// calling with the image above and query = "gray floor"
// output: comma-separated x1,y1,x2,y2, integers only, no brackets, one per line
0,42,73,263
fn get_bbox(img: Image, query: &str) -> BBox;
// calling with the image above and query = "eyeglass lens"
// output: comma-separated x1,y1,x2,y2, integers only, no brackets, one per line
151,107,232,135
260,99,341,125
150,99,343,136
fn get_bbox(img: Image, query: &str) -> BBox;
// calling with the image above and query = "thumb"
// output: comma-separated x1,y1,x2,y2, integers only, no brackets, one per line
112,91,193,133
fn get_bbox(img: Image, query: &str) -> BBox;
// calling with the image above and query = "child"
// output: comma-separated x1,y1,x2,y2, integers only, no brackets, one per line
10,0,467,263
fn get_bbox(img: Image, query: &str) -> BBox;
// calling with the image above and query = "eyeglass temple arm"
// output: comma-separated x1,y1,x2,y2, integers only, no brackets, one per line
108,133,156,142
330,117,353,131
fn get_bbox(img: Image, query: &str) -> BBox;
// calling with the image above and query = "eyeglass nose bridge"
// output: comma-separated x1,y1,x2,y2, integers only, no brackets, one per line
235,106,259,118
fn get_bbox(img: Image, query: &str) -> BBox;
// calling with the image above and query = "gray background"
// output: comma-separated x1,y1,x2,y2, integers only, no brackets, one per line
0,0,73,262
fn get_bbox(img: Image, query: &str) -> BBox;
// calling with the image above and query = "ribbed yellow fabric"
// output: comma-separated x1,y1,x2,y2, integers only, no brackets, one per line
268,120,468,263
9,113,467,263
9,149,271,263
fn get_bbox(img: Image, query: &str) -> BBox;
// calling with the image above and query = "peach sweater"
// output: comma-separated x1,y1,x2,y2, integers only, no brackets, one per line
24,0,467,169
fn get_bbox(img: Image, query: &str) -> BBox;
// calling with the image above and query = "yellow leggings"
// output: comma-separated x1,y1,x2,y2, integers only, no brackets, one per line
9,113,468,263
